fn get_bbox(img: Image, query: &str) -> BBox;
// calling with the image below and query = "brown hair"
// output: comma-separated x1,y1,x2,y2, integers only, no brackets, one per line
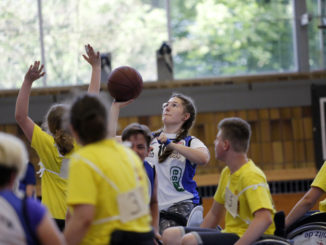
122,123,153,148
69,94,108,145
43,104,74,155
218,117,251,153
156,93,196,163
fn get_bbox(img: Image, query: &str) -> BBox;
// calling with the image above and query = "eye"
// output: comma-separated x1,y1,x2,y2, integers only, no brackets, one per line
162,102,168,109
172,103,178,107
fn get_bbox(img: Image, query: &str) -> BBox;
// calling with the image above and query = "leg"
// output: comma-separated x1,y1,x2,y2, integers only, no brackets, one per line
162,226,185,245
182,231,239,245
181,233,200,245
163,227,220,245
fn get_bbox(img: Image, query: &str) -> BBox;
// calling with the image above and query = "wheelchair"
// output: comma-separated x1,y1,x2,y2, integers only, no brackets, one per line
285,212,326,245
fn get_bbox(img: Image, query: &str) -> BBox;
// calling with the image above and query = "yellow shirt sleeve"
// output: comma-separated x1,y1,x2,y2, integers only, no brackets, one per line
242,172,274,214
214,167,229,204
311,161,326,192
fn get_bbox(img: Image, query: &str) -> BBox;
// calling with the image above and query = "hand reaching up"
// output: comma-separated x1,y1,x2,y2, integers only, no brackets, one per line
83,44,100,68
24,61,45,83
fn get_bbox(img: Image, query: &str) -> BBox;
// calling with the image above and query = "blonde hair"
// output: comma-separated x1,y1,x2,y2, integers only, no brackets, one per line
43,104,74,155
0,132,28,179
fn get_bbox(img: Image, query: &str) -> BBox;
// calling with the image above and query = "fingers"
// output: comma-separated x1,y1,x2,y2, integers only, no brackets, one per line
82,54,90,62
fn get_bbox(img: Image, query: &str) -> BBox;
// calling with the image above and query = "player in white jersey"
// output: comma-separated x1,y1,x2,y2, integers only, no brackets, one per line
145,93,210,233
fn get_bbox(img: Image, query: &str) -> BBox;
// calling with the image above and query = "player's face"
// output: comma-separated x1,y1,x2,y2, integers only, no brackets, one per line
214,130,226,160
126,133,150,161
162,97,189,125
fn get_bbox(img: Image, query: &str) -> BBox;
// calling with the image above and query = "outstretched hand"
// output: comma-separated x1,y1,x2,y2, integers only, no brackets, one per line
24,61,45,83
112,99,134,109
82,44,100,68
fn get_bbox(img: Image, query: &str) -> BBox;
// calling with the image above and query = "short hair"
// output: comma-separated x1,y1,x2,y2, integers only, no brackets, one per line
121,123,153,148
69,94,108,145
218,117,251,153
0,133,28,186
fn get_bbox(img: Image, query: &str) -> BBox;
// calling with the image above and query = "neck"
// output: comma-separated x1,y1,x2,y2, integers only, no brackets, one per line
163,124,182,134
225,153,249,174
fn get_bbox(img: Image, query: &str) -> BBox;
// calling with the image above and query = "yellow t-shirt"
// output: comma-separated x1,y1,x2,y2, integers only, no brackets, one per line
67,138,151,245
214,160,275,237
311,161,326,211
31,124,76,219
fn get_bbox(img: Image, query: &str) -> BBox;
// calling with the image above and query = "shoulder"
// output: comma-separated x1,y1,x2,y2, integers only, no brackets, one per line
25,198,47,227
26,198,46,214
317,161,326,175
31,124,55,147
240,161,267,185
219,167,231,183
186,136,207,148
32,124,51,139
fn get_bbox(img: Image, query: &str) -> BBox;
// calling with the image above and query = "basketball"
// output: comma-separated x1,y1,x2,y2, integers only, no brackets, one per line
107,66,143,102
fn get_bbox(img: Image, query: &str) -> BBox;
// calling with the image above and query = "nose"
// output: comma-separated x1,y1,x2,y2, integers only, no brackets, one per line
131,145,137,152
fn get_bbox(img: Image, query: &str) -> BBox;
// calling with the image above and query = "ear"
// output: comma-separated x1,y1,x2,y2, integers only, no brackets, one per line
183,112,190,121
223,139,231,151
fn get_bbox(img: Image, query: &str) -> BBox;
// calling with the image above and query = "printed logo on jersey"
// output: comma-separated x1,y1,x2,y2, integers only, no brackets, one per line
170,166,184,192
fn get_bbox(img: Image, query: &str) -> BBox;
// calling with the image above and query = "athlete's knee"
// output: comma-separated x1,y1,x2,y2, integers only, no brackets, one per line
181,233,199,245
162,226,185,245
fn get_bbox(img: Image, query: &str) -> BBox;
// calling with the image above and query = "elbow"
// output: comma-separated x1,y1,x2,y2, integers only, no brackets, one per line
302,196,316,210
199,154,210,166
80,216,93,229
15,112,24,125
267,214,273,227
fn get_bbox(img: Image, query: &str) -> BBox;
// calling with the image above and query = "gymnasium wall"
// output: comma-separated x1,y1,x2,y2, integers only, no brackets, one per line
1,71,326,212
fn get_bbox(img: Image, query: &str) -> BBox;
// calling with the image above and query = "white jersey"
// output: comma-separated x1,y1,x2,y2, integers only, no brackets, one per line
145,133,207,210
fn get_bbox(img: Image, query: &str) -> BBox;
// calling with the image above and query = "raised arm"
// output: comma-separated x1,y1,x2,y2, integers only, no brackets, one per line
83,44,101,94
15,61,45,142
107,100,134,139
157,133,210,165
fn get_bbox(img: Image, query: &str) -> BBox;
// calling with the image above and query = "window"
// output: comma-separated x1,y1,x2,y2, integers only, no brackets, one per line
0,1,40,88
170,0,295,79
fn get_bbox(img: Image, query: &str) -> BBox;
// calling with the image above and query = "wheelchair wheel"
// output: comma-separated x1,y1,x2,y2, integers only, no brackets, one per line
286,224,326,245
252,234,292,245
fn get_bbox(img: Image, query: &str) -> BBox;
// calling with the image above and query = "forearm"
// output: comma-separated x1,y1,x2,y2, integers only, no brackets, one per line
200,212,219,228
150,201,159,235
25,185,36,198
108,103,120,138
167,144,209,165
200,203,224,229
15,80,32,123
87,66,101,94
285,187,323,228
64,216,91,245
235,210,272,245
